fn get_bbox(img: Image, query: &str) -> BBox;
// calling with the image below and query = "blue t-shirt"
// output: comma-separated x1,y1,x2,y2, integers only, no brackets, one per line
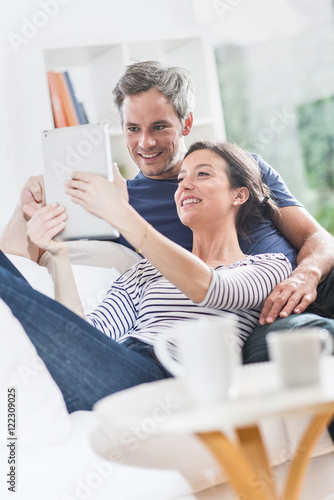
118,154,301,268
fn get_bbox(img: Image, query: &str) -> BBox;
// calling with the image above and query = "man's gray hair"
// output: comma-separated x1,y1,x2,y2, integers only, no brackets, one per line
112,60,195,125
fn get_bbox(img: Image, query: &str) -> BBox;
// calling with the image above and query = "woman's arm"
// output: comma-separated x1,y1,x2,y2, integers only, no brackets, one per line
199,254,292,310
25,203,85,319
66,166,212,303
259,206,334,325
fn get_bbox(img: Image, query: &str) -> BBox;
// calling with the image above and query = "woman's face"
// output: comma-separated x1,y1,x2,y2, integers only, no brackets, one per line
174,149,238,229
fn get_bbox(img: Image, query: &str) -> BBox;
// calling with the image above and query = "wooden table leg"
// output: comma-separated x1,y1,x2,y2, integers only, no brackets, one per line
283,408,334,500
236,425,278,500
197,430,275,500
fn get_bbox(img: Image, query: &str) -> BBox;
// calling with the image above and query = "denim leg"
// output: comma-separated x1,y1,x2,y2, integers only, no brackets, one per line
242,313,334,364
308,268,334,318
0,251,29,282
242,313,334,442
0,257,171,413
242,267,334,363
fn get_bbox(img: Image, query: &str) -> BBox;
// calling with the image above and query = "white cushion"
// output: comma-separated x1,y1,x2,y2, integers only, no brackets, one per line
6,242,141,314
0,300,72,447
65,240,141,271
38,240,141,273
6,254,54,298
39,241,141,313
0,410,202,500
66,241,141,313
284,412,334,459
72,264,120,313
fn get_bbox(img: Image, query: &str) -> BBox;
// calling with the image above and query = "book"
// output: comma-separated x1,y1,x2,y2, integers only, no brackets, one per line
55,72,80,126
64,71,88,125
77,101,89,124
47,71,68,128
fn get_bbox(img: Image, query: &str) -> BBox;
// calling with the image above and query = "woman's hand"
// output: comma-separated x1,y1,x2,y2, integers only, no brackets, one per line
65,163,129,229
26,203,85,317
25,203,68,256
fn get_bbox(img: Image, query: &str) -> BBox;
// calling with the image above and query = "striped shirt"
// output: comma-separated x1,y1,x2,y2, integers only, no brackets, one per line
86,253,292,351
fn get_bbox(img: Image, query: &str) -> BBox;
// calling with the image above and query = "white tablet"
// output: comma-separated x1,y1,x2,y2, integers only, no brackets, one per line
41,123,120,241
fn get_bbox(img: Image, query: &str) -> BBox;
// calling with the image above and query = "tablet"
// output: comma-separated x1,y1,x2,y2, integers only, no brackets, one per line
41,123,120,241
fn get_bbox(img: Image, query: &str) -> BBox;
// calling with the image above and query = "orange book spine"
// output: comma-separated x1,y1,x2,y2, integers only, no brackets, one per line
47,71,68,128
55,72,80,126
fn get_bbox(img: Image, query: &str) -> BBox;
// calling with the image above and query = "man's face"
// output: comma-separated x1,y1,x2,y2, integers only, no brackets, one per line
122,88,192,179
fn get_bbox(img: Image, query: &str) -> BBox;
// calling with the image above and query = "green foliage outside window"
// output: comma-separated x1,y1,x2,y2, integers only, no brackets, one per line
297,96,334,234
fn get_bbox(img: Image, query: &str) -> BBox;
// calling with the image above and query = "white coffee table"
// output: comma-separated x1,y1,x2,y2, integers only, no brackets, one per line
92,357,334,500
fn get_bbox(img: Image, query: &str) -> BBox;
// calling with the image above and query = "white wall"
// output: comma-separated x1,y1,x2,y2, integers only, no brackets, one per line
2,0,328,232
0,0,199,231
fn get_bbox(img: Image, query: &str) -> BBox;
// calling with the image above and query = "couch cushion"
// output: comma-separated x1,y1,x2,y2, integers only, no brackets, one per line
39,241,141,313
6,254,54,298
39,240,141,272
0,299,72,446
7,241,141,315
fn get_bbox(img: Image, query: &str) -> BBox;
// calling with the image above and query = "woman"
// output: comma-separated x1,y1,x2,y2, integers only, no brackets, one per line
0,141,291,412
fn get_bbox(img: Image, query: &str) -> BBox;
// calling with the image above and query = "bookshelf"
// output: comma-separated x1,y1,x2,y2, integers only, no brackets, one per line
42,36,225,178
5,36,224,182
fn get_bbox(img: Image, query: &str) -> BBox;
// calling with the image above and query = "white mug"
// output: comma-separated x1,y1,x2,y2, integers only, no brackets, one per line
266,328,333,388
165,315,241,405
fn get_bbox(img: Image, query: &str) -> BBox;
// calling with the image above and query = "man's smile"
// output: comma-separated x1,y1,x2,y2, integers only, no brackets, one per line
138,152,162,159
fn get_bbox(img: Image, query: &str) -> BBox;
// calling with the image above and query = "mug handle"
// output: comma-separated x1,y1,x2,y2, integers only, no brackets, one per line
153,342,185,377
320,329,334,356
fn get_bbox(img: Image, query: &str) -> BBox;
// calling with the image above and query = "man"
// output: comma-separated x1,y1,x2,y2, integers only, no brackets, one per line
2,61,334,354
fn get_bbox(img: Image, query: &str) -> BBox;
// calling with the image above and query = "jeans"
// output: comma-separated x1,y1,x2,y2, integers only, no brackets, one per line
0,251,172,413
242,269,334,364
242,268,334,441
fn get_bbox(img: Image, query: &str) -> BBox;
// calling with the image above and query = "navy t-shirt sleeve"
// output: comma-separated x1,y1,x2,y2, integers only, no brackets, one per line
252,153,303,208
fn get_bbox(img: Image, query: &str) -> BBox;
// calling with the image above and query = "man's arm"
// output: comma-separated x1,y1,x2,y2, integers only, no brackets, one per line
0,176,45,262
259,205,334,324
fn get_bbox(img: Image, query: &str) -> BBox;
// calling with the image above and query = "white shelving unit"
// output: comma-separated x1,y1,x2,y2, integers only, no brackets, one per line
6,36,225,180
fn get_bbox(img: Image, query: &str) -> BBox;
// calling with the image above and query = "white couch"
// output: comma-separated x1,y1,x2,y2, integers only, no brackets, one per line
1,241,334,500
